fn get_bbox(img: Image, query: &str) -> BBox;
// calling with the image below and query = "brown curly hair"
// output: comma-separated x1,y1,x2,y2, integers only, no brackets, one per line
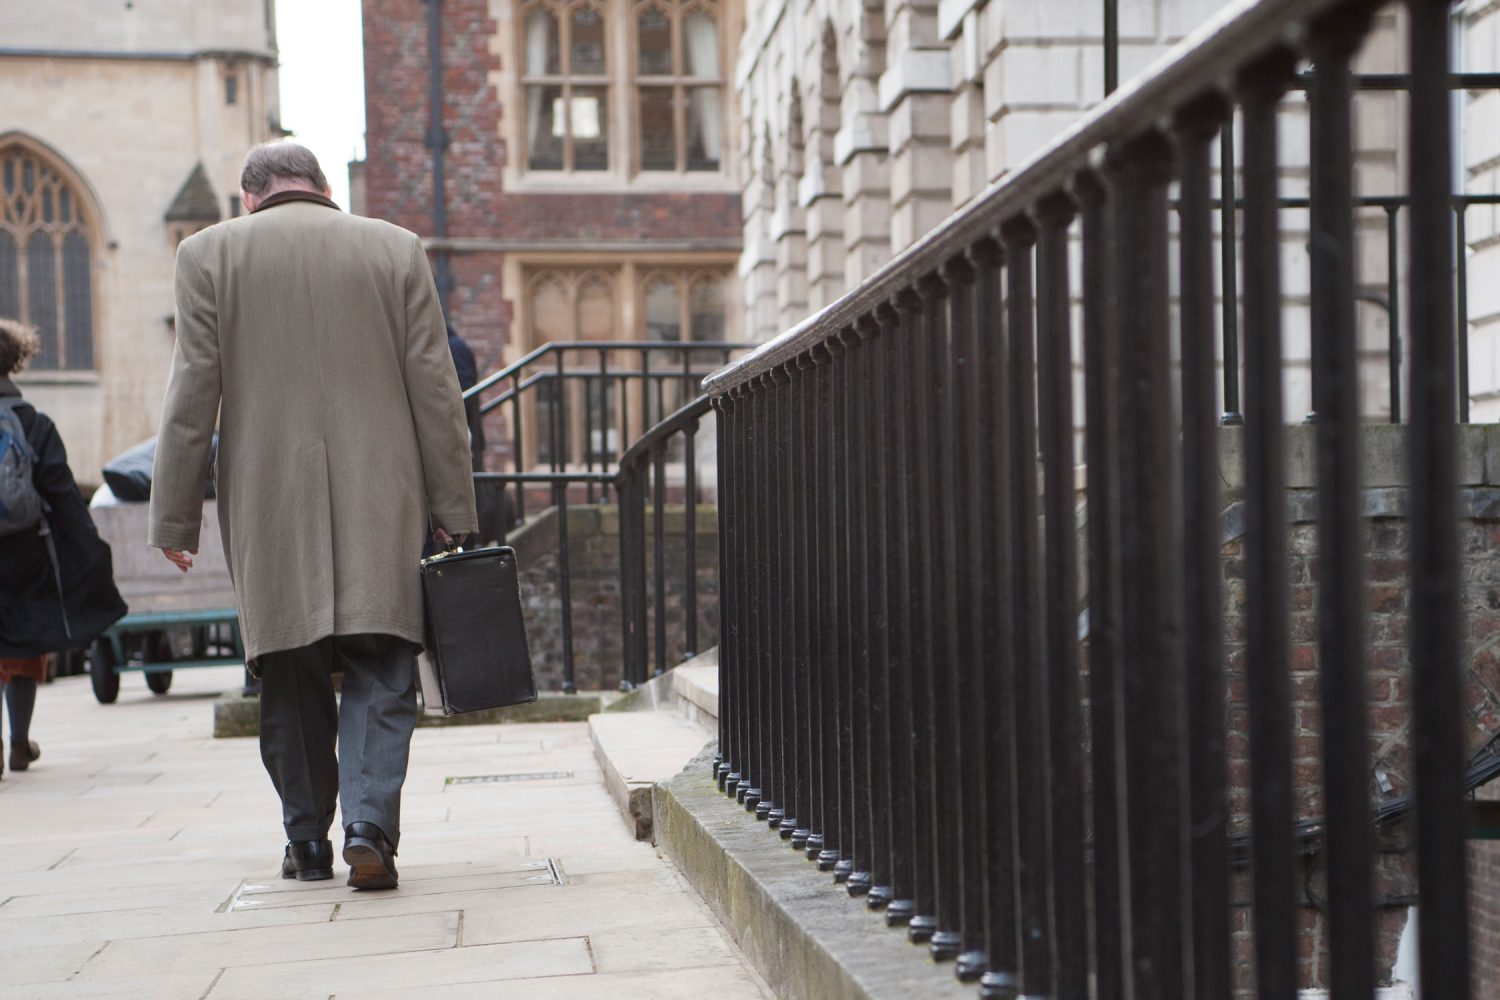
0,319,41,376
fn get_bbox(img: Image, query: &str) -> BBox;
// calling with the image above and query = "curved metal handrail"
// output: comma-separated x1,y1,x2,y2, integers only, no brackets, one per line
617,394,715,474
476,368,731,416
466,340,755,401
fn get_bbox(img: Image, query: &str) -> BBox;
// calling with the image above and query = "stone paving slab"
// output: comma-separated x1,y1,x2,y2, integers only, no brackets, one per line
0,665,772,999
207,937,594,1000
353,965,773,1000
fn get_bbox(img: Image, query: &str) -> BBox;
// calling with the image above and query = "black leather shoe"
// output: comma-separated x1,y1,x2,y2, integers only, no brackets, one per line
281,839,334,881
343,822,399,890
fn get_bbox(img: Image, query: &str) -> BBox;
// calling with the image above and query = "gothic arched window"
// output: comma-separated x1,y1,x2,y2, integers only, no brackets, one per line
0,145,96,371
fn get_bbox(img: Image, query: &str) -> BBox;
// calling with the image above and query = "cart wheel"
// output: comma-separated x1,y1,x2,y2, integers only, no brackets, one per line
145,632,174,695
89,639,119,704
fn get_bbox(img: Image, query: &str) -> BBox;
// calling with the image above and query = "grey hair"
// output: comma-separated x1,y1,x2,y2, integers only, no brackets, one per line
239,141,328,196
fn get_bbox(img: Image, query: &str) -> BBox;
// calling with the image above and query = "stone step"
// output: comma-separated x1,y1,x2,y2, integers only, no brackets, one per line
588,709,714,841
671,659,719,729
604,648,720,728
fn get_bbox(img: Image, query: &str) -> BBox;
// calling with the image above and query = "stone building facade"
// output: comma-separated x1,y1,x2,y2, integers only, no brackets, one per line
735,0,1424,429
359,0,747,471
0,1,280,484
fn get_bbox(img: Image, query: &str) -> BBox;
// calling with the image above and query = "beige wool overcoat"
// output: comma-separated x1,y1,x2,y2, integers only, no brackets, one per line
147,192,478,666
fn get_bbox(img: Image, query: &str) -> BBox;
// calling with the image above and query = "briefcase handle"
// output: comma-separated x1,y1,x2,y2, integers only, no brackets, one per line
421,540,464,568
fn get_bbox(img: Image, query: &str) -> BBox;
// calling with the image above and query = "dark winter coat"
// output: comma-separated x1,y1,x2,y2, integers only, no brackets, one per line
0,378,127,656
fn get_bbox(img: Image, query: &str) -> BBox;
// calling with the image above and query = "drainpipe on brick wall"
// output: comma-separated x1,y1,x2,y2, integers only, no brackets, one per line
425,0,454,316
1104,0,1118,96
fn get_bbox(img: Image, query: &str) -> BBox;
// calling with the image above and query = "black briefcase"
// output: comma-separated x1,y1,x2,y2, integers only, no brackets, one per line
418,546,537,716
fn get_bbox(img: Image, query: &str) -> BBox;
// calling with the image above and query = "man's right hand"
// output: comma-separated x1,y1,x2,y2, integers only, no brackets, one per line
433,528,455,548
162,548,196,573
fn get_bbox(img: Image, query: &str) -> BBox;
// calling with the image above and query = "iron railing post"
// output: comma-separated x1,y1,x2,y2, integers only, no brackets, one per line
971,237,1020,999
1309,10,1377,993
1408,1,1472,994
1035,191,1088,998
1001,216,1053,996
1238,48,1300,1000
1173,93,1233,1000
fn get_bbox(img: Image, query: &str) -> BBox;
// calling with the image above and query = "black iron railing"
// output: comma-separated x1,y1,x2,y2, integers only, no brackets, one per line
705,0,1472,997
462,342,748,693
466,340,750,519
616,396,714,689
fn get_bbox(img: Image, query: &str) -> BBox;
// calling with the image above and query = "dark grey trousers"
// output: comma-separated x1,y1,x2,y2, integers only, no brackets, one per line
257,634,418,846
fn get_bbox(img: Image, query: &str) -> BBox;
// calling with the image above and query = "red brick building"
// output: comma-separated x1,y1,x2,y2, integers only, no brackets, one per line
360,0,744,468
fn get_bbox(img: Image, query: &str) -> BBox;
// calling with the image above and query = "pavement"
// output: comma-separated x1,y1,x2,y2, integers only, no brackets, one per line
0,665,772,1000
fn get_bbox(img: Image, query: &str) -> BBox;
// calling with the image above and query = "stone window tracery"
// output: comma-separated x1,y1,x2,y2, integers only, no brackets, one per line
639,268,724,341
0,145,96,372
522,264,729,466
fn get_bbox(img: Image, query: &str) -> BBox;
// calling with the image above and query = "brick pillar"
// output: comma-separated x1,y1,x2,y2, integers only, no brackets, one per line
362,0,510,469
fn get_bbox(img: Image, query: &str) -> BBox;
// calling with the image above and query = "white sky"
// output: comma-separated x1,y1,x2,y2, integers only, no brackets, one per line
274,0,366,209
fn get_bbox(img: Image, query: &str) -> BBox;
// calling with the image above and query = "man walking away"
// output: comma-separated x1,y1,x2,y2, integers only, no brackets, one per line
149,142,476,890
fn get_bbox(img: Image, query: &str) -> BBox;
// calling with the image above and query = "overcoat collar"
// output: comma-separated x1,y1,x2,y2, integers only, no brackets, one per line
0,376,20,398
251,189,341,214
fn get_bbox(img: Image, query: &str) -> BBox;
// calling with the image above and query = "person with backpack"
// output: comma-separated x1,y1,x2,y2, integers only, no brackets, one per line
0,319,127,778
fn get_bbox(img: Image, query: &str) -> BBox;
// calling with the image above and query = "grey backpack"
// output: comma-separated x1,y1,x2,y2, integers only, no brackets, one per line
0,397,42,537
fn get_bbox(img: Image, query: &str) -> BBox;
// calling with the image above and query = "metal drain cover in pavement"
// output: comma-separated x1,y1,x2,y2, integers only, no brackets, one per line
225,858,564,912
445,771,574,786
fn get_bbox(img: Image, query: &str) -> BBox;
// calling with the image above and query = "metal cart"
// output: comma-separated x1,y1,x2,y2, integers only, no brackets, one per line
87,501,242,703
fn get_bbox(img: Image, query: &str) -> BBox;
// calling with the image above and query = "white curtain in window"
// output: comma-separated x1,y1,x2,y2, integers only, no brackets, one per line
526,11,551,151
684,14,721,162
691,89,721,163
684,12,719,76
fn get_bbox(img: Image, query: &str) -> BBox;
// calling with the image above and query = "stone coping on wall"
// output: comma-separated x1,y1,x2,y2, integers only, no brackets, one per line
654,746,974,1000
503,503,719,564
1219,423,1500,496
1221,486,1500,547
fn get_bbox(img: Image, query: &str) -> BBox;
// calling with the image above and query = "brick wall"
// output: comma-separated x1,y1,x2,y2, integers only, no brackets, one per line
362,0,503,235
507,505,720,692
1472,775,1500,995
1220,498,1500,993
362,0,513,472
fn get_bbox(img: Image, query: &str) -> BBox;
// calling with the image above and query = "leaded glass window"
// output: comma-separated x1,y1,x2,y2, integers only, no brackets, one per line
0,145,95,371
521,0,611,172
634,1,723,172
515,0,725,177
